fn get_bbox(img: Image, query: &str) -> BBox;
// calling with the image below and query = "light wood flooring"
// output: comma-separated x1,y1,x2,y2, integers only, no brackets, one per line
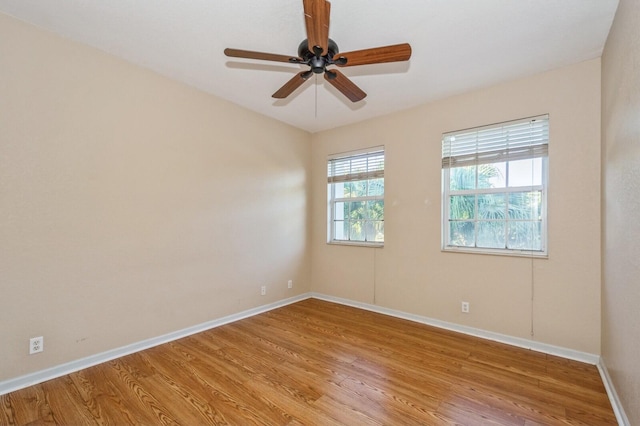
0,298,616,425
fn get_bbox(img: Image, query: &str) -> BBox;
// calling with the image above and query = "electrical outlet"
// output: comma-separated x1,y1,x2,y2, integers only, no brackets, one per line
288,280,293,289
461,301,470,313
261,285,266,296
29,336,44,354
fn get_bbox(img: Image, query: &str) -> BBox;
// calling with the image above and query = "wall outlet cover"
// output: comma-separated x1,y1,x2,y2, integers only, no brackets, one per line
29,336,44,354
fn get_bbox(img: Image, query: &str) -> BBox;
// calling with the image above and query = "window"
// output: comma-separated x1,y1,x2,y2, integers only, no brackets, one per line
328,147,384,246
442,115,548,256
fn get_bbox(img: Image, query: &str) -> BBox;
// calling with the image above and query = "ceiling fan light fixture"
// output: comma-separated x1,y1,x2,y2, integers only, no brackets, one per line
310,56,325,73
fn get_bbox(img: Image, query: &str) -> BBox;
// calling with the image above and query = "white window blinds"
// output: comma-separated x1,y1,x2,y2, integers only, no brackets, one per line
442,115,549,169
327,148,384,183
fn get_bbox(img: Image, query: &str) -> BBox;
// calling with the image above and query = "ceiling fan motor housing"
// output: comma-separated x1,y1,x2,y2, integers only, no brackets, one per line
298,38,339,73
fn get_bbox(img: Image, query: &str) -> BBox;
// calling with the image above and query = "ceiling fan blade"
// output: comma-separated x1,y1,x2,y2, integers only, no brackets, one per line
336,43,412,67
224,48,301,63
272,71,312,99
324,69,366,102
303,0,330,55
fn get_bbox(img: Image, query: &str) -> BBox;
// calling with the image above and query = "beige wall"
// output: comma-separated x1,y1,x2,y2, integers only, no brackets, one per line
0,14,311,381
602,0,640,422
311,59,602,354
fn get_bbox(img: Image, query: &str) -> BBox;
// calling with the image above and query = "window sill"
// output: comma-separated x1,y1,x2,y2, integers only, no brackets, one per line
442,246,548,258
328,241,384,248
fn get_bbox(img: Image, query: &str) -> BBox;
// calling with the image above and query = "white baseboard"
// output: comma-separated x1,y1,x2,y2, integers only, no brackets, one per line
0,293,311,397
597,358,630,426
311,292,600,365
2,290,620,424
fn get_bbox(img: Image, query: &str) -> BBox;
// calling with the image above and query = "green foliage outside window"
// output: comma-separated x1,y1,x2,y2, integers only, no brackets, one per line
336,179,384,242
448,164,542,251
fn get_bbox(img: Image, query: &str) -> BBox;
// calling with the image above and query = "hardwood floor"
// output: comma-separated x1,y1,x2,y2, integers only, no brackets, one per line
0,298,616,425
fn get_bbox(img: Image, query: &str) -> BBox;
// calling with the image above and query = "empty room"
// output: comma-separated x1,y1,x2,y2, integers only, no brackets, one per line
1,0,638,424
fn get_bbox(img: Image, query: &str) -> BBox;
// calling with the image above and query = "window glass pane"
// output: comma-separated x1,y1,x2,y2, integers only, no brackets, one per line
348,201,367,220
449,166,476,190
334,220,347,240
508,191,541,220
449,195,475,220
350,180,368,198
371,221,384,242
478,162,506,189
366,200,384,220
364,220,384,242
334,182,346,198
508,158,542,187
349,221,366,241
368,178,384,196
507,221,542,250
477,221,506,249
478,194,506,220
341,182,353,198
449,222,475,247
334,202,346,221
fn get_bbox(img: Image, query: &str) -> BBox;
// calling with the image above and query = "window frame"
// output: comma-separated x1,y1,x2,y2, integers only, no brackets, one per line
327,147,385,247
441,116,549,257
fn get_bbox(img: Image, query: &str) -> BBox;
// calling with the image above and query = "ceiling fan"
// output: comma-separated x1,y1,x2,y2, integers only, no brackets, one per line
224,0,412,102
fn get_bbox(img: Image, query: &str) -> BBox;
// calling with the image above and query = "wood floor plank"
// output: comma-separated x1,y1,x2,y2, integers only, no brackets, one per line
68,369,130,425
244,375,342,426
335,376,442,425
38,376,98,425
0,394,16,425
138,349,241,425
447,380,567,424
311,393,382,426
157,346,283,425
565,406,621,426
81,361,174,425
204,323,289,365
348,355,457,402
436,400,526,426
0,298,616,425
6,385,54,425
137,374,229,425
221,322,352,388
538,376,617,411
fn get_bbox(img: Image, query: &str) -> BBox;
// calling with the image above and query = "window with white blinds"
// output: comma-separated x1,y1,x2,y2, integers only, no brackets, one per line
441,116,549,256
327,147,384,245
442,115,549,169
328,150,385,183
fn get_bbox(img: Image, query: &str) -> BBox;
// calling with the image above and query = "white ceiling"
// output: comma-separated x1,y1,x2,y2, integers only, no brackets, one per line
0,0,619,133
